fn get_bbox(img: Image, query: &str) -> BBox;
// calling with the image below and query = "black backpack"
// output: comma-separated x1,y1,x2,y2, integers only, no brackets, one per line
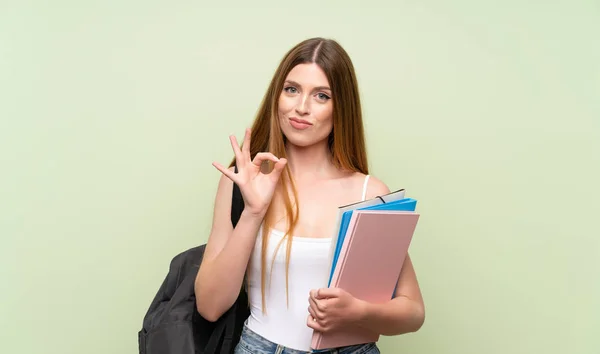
138,179,249,354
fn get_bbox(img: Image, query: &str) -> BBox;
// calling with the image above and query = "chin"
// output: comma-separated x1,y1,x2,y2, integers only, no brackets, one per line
286,138,317,148
281,129,308,146
282,129,328,148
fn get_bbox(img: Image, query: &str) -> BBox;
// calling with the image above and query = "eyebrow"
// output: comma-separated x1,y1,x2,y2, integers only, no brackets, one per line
284,80,331,92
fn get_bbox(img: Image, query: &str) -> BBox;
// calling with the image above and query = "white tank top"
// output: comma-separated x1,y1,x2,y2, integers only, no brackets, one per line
245,175,370,351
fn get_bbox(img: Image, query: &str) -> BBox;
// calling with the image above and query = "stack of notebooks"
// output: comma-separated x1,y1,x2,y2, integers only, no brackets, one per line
311,188,420,351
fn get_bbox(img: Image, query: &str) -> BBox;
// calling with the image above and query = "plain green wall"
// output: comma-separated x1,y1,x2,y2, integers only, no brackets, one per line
2,1,599,353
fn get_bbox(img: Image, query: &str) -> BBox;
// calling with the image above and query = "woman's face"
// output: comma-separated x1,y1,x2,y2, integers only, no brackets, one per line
278,63,333,148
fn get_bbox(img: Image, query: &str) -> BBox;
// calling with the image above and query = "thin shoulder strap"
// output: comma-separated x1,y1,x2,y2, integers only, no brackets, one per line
361,174,370,201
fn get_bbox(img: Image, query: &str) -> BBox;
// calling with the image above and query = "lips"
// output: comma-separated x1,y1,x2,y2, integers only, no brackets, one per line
288,117,312,130
289,117,312,125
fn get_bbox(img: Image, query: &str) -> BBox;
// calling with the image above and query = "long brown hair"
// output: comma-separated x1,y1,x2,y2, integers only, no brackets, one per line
229,37,369,312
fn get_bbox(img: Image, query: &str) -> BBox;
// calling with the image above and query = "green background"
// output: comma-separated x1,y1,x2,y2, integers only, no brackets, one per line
2,1,598,353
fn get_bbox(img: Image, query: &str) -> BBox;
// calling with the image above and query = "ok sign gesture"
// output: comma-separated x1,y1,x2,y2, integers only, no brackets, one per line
212,128,287,217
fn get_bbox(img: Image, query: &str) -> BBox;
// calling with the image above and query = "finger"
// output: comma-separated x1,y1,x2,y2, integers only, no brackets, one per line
242,128,251,157
307,305,319,321
306,314,326,332
269,158,287,182
306,314,319,330
308,299,326,319
229,135,244,167
310,296,327,314
252,152,280,167
308,292,327,319
212,162,237,182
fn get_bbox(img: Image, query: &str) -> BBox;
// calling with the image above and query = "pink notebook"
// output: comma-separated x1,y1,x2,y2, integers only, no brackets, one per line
311,210,420,350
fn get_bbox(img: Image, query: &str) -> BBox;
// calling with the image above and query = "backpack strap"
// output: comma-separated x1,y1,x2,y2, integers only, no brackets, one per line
230,165,244,227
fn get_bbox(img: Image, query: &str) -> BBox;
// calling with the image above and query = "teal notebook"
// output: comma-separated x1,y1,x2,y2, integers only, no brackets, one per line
327,198,418,286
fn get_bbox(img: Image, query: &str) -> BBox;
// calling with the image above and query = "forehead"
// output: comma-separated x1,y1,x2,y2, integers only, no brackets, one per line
285,63,330,89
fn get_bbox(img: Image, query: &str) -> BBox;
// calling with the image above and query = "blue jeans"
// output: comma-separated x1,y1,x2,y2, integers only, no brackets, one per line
234,325,380,354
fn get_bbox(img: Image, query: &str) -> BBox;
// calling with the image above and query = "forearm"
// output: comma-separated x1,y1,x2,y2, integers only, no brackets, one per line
356,296,425,336
195,210,263,321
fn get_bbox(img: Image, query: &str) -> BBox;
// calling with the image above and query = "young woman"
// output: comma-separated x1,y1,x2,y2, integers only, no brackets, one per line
195,37,425,354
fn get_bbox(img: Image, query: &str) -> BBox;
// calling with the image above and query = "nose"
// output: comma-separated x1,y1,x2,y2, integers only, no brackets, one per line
295,95,310,116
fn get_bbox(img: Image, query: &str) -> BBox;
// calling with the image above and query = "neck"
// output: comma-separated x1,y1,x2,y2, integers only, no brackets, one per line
285,140,337,181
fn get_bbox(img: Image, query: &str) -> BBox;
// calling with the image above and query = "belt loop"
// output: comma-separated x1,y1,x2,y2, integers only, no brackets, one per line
275,345,284,354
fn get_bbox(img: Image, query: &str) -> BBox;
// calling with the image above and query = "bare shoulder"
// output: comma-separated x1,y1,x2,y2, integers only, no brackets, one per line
362,174,391,200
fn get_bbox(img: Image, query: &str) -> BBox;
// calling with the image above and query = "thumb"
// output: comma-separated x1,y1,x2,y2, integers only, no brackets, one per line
315,287,340,299
270,158,287,180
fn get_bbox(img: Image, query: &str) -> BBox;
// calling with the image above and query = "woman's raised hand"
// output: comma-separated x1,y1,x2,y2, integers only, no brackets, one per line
212,128,287,217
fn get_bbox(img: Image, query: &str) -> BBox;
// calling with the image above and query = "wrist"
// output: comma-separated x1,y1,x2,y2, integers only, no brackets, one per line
352,298,370,325
240,208,266,222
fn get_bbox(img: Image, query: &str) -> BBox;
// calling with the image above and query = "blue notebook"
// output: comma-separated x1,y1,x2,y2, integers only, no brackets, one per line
327,198,418,286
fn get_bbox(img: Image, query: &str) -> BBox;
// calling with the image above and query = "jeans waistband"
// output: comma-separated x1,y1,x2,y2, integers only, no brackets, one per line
236,324,378,354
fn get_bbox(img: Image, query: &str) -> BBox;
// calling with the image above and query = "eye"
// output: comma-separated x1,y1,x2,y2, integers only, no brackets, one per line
316,93,331,101
283,86,298,94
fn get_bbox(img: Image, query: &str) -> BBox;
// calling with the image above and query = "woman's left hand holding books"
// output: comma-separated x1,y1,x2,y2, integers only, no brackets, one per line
306,287,366,333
